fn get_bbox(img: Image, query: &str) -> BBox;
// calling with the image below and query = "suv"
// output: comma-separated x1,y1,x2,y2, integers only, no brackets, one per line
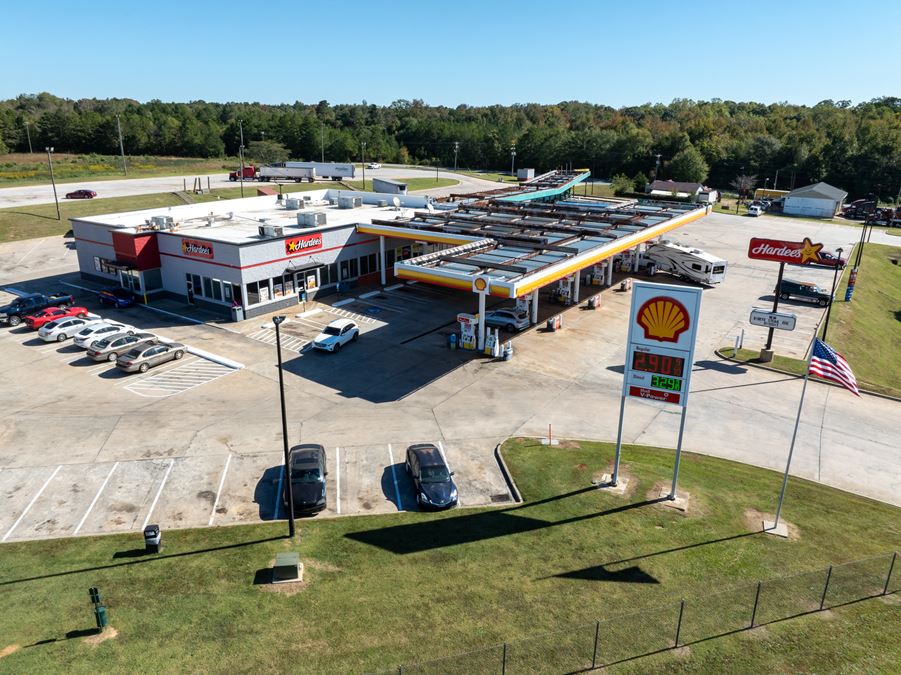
483,308,529,332
405,443,457,510
283,444,328,515
776,279,831,307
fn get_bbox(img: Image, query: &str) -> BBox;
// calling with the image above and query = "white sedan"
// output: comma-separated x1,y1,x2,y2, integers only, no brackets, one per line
312,319,359,352
38,314,102,342
73,321,132,349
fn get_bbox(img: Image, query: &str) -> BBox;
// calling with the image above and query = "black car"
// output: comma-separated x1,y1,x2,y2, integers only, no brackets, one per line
283,444,327,515
98,287,137,308
405,443,457,510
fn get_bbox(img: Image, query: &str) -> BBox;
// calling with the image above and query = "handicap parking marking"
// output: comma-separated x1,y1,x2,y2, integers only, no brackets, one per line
123,358,236,398
246,327,309,352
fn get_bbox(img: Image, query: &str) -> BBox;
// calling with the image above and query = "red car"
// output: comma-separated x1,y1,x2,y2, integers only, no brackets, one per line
65,189,97,199
815,251,847,268
24,306,90,329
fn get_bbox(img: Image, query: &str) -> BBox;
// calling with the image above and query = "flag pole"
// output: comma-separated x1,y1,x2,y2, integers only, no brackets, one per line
766,332,817,534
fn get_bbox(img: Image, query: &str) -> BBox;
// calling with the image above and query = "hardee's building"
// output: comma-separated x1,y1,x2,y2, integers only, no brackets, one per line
70,189,439,319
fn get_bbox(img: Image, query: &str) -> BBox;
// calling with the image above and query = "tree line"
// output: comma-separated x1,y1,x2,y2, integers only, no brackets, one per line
0,93,898,200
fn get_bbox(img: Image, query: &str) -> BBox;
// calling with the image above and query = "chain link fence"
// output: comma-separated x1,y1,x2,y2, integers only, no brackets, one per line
376,551,898,675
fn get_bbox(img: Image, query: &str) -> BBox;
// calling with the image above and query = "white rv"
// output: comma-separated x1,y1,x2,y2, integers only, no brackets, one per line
640,241,727,285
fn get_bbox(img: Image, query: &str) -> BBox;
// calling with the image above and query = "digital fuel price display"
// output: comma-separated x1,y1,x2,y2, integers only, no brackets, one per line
631,351,685,378
650,374,682,391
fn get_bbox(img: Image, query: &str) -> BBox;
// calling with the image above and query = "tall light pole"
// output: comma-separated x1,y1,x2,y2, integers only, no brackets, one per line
361,141,367,190
510,144,516,179
763,177,770,195
116,115,127,176
238,119,245,199
24,121,33,153
273,315,295,538
821,247,844,341
453,141,459,172
654,153,662,180
46,147,60,221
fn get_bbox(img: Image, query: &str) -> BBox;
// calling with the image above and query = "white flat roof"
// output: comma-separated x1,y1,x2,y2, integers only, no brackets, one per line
72,189,431,246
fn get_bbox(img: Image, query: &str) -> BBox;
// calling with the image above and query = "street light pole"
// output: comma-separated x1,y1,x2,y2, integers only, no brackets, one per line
116,115,127,176
821,247,843,342
510,144,516,179
25,121,33,153
238,119,245,199
453,141,459,172
273,315,296,538
46,147,60,221
361,141,366,190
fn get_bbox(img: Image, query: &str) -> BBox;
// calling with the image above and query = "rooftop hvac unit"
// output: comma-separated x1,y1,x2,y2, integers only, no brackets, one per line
151,215,175,230
337,196,362,209
284,197,302,210
297,211,327,228
258,224,285,238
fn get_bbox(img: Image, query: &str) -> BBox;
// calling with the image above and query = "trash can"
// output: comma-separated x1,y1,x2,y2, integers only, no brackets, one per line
503,342,513,361
546,317,556,332
448,333,457,350
230,305,244,322
143,524,161,554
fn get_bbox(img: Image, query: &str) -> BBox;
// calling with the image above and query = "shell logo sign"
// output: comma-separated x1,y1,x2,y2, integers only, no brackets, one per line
472,276,489,293
636,296,690,343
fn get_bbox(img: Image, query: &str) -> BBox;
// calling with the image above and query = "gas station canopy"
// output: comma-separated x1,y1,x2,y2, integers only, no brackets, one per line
357,197,708,299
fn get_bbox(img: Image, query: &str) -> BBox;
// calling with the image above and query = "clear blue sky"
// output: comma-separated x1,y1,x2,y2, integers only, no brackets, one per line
8,0,900,107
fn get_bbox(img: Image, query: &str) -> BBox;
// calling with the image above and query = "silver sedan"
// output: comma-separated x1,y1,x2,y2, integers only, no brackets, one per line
116,341,186,373
86,332,156,362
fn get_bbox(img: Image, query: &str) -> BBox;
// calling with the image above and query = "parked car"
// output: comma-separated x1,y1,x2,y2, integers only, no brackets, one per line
116,340,185,373
74,321,132,349
98,287,137,308
282,444,328,515
65,189,97,199
813,251,847,269
483,308,530,332
86,331,156,362
405,443,457,510
776,279,831,307
312,319,359,352
24,306,90,330
38,315,102,342
747,204,764,217
0,292,74,326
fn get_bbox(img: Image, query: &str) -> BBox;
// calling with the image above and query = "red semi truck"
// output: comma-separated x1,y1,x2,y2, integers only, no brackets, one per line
229,166,258,181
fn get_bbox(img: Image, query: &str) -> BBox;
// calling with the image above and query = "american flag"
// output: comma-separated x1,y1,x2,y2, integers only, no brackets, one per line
809,338,860,396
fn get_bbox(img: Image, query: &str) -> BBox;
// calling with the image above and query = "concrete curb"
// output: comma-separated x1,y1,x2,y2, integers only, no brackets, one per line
186,346,244,370
493,443,522,504
714,348,900,402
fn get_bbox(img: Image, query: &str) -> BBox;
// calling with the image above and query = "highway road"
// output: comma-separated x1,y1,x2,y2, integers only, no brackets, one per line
0,166,508,209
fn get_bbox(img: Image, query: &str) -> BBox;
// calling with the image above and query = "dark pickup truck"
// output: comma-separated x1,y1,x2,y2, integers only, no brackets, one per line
0,292,75,326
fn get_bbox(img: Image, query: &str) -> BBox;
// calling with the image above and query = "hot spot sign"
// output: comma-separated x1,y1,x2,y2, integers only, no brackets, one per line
748,237,823,265
623,281,702,408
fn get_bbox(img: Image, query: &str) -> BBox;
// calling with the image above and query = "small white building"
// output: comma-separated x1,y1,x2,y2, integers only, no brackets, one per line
783,182,847,218
647,180,717,203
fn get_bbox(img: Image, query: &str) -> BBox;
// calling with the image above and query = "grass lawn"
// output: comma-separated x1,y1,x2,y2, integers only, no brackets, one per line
825,243,901,397
458,170,519,183
718,346,808,376
0,153,232,187
885,228,901,237
0,440,898,673
0,194,192,243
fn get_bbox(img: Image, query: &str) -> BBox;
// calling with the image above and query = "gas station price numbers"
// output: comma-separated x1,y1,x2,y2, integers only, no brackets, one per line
650,374,682,392
631,351,685,377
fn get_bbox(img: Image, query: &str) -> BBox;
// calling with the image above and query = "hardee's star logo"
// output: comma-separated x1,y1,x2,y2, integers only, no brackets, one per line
286,239,301,253
637,297,689,343
798,237,823,264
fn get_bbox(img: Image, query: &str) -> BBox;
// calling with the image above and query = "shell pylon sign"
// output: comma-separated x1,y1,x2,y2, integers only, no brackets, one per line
623,282,702,408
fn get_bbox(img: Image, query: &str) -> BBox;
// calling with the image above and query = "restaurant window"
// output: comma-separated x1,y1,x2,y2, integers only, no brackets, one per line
212,279,223,301
202,276,213,298
328,263,338,285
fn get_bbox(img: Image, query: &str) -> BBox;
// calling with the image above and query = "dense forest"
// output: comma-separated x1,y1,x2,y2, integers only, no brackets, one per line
0,93,898,200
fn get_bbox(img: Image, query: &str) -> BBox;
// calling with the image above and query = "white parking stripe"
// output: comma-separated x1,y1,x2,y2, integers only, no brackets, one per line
208,454,232,526
247,327,308,351
124,359,234,398
3,465,62,542
335,446,341,514
73,462,119,535
142,458,175,530
387,444,403,511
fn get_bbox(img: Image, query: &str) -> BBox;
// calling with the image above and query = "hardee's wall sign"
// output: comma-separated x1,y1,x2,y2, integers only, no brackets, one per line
285,233,324,256
748,237,823,265
181,238,214,259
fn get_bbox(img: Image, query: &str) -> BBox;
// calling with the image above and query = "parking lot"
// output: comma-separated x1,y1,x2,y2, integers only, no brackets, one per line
1,211,899,545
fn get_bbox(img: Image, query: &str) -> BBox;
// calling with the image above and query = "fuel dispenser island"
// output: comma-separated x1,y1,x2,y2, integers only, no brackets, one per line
457,312,479,350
